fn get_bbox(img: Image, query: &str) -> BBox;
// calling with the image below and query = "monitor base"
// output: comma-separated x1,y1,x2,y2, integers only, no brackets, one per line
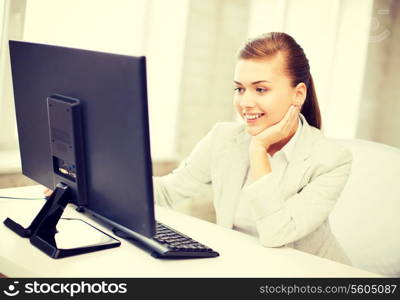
3,182,120,259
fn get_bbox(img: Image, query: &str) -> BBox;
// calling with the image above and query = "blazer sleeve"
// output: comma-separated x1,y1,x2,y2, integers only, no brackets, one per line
242,147,353,248
152,124,219,208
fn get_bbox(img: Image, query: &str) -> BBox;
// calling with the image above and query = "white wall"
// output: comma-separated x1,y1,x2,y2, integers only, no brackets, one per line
247,0,374,138
20,0,189,161
144,0,189,161
357,0,400,149
23,0,147,55
0,0,17,152
175,0,250,158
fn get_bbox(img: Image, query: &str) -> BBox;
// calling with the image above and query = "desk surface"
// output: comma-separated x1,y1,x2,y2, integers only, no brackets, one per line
0,185,380,278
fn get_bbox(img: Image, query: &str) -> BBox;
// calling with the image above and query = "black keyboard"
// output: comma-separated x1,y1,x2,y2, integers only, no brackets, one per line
113,221,219,259
151,222,219,258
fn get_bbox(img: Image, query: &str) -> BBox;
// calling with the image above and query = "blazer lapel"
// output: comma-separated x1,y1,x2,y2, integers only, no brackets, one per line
281,115,320,196
215,129,250,228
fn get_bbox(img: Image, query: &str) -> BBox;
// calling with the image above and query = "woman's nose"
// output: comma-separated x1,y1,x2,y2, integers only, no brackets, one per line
239,93,255,108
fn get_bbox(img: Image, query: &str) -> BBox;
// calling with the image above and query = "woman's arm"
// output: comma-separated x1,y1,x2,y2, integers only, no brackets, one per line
248,144,272,181
153,124,220,208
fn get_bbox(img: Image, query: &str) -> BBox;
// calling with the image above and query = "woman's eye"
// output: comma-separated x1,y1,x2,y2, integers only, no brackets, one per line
234,87,244,93
256,87,267,93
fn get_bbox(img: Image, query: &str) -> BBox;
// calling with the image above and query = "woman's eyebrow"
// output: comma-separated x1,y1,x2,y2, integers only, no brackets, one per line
234,80,272,85
252,80,272,84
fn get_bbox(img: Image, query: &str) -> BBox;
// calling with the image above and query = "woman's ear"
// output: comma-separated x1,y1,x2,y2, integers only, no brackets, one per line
293,82,306,107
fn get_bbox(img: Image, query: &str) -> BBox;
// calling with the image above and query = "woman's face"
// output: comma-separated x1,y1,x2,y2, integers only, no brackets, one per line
233,53,303,136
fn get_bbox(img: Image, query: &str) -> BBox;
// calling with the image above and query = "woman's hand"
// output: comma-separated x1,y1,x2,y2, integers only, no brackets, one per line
43,188,53,198
250,105,300,151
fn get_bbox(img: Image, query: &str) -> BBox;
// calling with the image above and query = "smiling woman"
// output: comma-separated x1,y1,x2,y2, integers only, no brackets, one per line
153,32,353,265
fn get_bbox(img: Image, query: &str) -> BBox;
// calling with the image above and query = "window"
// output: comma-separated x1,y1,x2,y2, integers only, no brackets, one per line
1,0,189,162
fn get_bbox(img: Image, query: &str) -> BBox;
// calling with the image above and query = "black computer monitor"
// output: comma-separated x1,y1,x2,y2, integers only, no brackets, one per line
6,40,156,257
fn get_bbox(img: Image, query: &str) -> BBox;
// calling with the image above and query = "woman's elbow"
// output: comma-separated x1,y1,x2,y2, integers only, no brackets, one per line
257,221,300,248
258,231,290,248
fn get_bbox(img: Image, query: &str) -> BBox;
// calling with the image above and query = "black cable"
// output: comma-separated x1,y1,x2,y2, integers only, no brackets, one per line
0,196,45,200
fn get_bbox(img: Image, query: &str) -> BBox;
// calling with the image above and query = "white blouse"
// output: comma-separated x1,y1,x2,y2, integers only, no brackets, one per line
232,117,303,237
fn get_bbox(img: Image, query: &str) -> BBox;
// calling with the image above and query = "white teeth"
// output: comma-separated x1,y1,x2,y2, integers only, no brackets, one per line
245,113,264,120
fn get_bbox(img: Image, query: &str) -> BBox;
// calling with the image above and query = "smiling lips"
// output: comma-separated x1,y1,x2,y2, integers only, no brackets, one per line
244,113,265,122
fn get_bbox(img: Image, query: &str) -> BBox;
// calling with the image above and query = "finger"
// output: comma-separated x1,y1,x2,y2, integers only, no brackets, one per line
279,106,295,129
290,105,300,124
282,106,296,133
288,106,300,130
44,189,53,197
283,106,299,137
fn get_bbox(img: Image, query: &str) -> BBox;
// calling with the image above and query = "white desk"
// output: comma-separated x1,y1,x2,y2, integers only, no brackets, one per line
0,185,380,278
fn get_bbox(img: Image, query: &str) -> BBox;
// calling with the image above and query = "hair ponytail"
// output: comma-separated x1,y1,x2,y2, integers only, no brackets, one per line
301,75,321,129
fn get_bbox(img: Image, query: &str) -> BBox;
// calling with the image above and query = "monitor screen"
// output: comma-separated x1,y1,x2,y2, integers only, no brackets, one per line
9,40,155,238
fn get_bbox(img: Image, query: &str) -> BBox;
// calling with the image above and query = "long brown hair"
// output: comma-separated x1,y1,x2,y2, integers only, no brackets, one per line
237,32,321,129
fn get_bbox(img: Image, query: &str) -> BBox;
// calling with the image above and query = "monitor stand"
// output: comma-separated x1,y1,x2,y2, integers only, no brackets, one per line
3,182,121,259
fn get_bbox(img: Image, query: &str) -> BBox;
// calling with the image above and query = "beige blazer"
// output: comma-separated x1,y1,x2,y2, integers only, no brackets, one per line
153,114,352,265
